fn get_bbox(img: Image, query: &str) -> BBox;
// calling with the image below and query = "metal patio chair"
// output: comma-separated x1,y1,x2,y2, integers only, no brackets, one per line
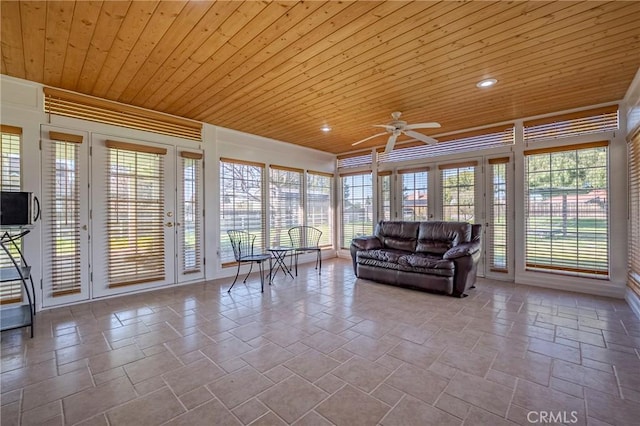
288,226,322,276
227,230,271,293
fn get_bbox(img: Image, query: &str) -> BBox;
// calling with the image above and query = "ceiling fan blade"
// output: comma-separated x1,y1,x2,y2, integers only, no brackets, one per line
405,122,441,130
384,133,398,153
351,132,387,146
373,124,395,130
404,130,438,145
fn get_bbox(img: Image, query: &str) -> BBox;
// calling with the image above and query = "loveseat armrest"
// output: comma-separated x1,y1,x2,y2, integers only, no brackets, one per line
443,240,481,259
350,236,382,275
351,235,383,251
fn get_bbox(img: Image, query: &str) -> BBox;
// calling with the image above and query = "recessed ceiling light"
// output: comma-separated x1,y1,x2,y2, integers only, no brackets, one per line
321,125,332,132
476,78,497,88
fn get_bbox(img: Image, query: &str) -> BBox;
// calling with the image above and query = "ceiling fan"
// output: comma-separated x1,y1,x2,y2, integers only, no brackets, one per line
352,111,441,153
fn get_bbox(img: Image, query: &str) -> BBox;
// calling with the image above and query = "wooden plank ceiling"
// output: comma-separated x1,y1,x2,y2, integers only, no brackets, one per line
2,1,640,154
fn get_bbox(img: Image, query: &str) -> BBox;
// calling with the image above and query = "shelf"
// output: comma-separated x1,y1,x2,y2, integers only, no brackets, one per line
0,304,33,332
0,266,31,282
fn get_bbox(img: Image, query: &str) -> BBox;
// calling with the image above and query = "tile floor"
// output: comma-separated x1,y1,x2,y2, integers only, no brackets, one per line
1,258,640,426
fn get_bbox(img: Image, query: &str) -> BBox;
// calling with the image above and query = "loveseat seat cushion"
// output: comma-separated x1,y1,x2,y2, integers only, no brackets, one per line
415,221,471,254
398,254,455,277
356,250,455,277
357,248,407,264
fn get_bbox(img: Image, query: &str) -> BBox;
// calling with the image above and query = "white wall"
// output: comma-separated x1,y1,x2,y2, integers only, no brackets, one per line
0,75,336,308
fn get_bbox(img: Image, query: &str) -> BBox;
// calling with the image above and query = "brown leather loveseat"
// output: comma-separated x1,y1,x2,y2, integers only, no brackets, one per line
350,221,482,297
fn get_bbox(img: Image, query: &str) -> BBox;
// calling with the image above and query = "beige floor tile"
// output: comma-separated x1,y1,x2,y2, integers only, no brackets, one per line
331,356,391,393
87,344,145,374
301,330,349,354
251,411,288,426
381,395,461,426
240,343,294,373
232,398,269,424
3,261,640,426
385,363,449,405
22,367,93,411
552,359,619,395
463,406,519,426
510,379,586,424
387,339,444,370
444,371,512,417
164,399,241,426
62,375,137,425
106,387,185,426
207,367,274,409
200,336,254,363
438,346,496,378
162,357,226,396
122,351,181,384
257,375,328,423
492,351,552,386
435,393,471,420
316,384,390,426
21,400,61,426
292,411,333,426
179,385,214,410
528,337,581,364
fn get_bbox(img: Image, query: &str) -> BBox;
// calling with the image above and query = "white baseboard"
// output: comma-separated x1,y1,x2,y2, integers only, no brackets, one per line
626,288,640,320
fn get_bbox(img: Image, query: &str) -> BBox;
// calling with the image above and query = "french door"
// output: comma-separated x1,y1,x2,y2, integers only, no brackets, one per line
41,125,91,306
91,135,177,298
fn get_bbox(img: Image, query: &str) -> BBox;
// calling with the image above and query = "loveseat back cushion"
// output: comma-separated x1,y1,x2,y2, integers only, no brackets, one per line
416,221,472,254
375,221,420,252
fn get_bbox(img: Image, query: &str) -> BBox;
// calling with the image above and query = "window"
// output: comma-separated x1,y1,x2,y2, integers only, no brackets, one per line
440,161,476,223
220,158,265,264
400,167,429,221
180,152,203,275
44,132,83,297
106,141,166,287
341,172,373,248
488,158,509,273
378,171,392,221
270,166,303,246
0,125,22,304
628,131,640,296
306,171,333,247
525,142,609,277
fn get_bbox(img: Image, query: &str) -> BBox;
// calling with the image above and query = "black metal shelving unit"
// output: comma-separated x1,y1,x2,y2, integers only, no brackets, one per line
0,229,35,338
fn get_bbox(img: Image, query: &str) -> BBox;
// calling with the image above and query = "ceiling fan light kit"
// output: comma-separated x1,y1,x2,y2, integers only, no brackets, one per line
352,111,441,153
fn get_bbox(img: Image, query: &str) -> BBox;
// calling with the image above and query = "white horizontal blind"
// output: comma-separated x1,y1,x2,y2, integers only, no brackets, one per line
628,130,640,296
399,168,429,221
269,166,303,246
340,172,373,248
337,152,372,169
44,132,83,296
306,171,333,247
378,172,392,221
220,158,265,265
106,141,166,287
44,88,202,141
378,126,514,163
524,106,618,142
489,158,509,273
440,162,477,223
180,152,202,274
0,125,23,304
525,142,609,277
